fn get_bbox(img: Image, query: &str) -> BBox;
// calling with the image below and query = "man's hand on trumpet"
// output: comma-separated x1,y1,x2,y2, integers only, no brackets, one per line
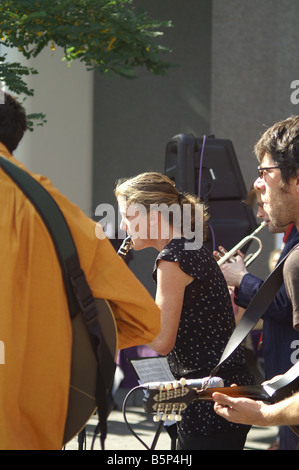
213,246,248,287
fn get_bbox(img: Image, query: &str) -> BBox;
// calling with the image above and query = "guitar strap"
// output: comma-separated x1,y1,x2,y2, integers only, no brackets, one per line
209,241,299,436
0,155,115,449
264,361,299,437
210,242,299,378
262,360,299,399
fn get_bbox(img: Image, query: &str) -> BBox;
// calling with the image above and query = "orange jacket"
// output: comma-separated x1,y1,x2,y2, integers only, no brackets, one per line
0,143,160,449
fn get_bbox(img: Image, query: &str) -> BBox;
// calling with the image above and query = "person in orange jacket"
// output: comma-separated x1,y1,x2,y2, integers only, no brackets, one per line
0,93,160,450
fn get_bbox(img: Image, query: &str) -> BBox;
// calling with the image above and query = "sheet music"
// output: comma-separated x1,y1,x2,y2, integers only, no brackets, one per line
130,356,175,384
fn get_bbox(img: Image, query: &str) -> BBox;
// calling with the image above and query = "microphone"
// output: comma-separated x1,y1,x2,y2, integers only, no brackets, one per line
141,376,224,390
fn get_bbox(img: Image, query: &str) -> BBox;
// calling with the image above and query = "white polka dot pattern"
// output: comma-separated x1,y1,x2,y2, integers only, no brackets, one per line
153,238,254,436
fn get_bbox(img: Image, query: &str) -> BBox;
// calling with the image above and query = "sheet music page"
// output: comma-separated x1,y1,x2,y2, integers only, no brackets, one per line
130,357,175,384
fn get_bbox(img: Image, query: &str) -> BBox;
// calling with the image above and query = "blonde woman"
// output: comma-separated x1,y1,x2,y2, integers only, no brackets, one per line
115,172,253,450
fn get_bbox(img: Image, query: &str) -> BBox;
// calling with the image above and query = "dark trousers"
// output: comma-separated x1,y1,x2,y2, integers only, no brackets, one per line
177,426,251,450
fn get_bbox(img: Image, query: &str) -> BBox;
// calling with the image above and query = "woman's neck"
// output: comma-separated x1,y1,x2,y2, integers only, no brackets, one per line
151,225,182,252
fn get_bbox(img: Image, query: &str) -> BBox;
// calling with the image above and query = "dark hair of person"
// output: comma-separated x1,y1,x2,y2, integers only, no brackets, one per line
0,92,28,153
254,115,299,184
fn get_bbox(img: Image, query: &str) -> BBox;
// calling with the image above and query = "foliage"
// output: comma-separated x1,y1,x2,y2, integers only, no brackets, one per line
0,0,173,129
0,55,47,129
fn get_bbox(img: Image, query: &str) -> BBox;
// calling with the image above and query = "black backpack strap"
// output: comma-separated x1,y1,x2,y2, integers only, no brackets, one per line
0,156,78,317
210,245,298,377
0,156,113,448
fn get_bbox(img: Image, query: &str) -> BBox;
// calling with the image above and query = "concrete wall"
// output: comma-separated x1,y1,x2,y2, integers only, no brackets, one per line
93,0,299,288
211,0,299,279
93,0,212,294
5,47,94,213
4,0,299,292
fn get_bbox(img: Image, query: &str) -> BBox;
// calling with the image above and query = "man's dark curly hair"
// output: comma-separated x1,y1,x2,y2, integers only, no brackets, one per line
0,92,28,153
254,115,299,184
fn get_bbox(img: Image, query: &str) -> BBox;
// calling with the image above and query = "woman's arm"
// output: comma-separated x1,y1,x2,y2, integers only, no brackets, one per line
147,260,193,356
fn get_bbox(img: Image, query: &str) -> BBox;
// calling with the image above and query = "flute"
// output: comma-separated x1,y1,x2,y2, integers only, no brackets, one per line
117,236,133,258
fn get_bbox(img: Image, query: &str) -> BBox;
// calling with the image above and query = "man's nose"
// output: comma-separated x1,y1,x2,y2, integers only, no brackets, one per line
253,176,265,192
256,207,264,219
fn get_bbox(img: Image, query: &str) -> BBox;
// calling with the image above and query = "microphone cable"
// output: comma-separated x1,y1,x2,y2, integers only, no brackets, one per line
122,385,152,450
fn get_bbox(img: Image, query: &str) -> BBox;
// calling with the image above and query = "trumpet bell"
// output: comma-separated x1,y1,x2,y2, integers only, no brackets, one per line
217,221,266,267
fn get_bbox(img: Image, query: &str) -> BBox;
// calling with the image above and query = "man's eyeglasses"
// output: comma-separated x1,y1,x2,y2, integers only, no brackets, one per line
257,165,281,178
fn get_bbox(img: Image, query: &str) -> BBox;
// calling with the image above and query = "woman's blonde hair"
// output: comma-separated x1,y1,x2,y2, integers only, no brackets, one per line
115,171,209,240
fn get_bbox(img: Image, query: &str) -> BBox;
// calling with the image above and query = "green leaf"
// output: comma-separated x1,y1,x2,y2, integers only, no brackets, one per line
0,0,175,130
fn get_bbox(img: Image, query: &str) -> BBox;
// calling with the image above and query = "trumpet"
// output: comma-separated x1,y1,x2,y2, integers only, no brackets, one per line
217,221,267,267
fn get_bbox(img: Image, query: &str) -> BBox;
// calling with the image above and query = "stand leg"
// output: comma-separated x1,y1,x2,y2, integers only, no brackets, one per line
150,421,164,450
78,427,86,450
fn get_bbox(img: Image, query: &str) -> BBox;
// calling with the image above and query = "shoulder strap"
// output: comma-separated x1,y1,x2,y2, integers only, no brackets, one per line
263,360,299,399
210,243,299,377
0,155,79,316
0,155,112,448
264,360,299,437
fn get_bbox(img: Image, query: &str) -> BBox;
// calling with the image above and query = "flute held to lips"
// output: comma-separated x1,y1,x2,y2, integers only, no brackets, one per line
117,236,133,258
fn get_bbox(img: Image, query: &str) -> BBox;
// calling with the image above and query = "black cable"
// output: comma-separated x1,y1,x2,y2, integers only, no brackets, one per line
122,386,150,449
122,385,166,451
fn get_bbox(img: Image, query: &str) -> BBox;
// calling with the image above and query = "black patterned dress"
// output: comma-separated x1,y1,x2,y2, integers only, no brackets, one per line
153,238,254,439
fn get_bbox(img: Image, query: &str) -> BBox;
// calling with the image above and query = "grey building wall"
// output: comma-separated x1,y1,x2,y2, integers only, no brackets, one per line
211,0,299,280
93,0,299,293
93,0,212,294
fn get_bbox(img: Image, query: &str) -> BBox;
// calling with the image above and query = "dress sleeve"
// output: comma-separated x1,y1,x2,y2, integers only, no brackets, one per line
153,239,206,282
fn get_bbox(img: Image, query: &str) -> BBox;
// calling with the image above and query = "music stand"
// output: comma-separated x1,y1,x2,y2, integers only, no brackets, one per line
129,357,178,450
